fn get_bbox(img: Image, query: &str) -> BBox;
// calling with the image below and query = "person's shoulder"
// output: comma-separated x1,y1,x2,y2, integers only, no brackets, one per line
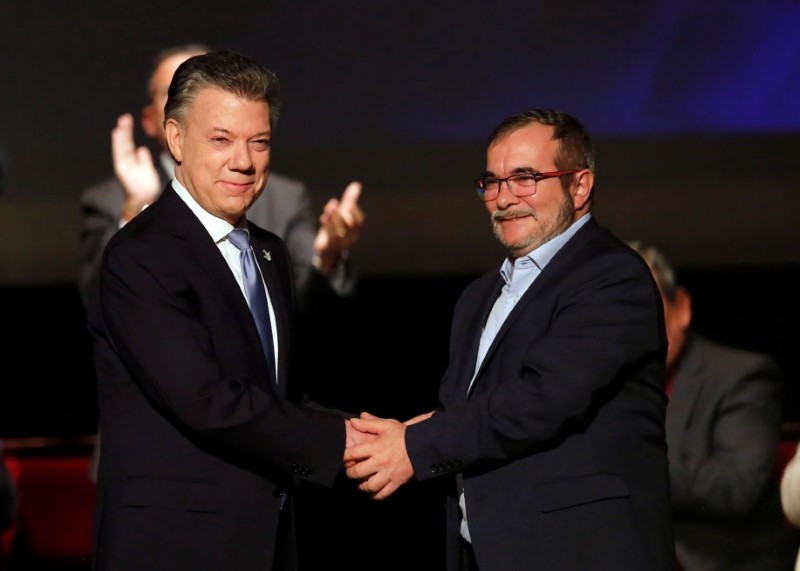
107,198,156,244
587,220,641,259
248,220,282,243
265,172,306,195
81,175,123,198
690,335,779,375
567,219,650,277
564,217,623,257
103,193,179,267
251,172,309,227
80,175,124,207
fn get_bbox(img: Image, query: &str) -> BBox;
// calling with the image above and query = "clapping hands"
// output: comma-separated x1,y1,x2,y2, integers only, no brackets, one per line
313,181,364,272
112,113,162,220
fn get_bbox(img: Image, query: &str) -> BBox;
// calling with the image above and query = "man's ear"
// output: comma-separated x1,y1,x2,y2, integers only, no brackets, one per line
674,286,693,331
572,169,594,210
141,105,158,138
164,119,182,163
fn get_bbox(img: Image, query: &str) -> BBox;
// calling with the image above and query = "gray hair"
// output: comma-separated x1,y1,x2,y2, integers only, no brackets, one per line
627,240,678,300
164,50,282,132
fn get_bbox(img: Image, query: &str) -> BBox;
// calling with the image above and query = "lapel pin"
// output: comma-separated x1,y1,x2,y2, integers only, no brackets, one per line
262,250,271,262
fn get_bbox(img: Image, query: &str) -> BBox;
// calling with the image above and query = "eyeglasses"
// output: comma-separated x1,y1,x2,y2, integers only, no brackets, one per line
474,170,580,201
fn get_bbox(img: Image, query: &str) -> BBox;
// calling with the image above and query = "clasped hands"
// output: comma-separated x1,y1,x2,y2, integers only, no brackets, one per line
343,411,432,500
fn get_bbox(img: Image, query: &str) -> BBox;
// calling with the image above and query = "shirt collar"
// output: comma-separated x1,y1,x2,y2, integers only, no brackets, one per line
499,213,592,284
171,178,242,244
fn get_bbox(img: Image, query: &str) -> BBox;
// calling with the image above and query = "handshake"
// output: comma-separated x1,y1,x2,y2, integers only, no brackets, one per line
342,410,434,500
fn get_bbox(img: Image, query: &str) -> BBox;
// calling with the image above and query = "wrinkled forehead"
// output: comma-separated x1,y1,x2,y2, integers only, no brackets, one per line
487,123,558,169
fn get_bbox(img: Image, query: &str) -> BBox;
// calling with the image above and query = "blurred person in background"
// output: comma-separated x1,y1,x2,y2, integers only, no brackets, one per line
629,240,799,571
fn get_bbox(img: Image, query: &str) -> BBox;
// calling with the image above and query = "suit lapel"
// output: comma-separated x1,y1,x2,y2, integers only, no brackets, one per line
665,335,704,450
458,275,503,399
158,188,276,389
163,190,247,306
467,218,602,397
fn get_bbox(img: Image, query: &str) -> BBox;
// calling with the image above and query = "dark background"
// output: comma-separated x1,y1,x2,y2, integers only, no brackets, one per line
1,0,799,280
2,0,798,428
1,2,799,568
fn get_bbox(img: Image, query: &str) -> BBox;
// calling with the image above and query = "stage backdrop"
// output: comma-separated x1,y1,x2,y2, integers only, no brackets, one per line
1,0,799,283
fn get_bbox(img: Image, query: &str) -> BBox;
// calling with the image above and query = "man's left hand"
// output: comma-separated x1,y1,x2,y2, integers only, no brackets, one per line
344,412,414,500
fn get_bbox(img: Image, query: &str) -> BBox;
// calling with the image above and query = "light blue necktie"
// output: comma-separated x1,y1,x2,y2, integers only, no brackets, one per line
228,228,277,387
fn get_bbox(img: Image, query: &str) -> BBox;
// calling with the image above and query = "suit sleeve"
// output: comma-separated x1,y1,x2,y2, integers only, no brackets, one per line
407,249,664,478
669,355,783,517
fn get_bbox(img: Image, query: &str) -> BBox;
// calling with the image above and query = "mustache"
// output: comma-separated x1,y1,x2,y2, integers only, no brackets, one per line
492,207,536,222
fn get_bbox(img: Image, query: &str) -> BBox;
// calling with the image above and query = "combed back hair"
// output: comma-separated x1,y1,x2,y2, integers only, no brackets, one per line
627,240,679,301
488,109,595,191
146,43,211,98
165,50,282,132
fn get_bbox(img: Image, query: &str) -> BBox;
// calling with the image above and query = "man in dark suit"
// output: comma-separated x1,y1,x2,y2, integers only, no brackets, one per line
88,50,368,571
629,241,800,571
345,109,675,570
79,43,363,315
79,43,363,482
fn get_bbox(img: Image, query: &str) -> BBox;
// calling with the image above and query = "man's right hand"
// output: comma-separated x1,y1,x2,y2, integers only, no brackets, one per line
312,181,364,272
344,412,415,500
112,113,161,221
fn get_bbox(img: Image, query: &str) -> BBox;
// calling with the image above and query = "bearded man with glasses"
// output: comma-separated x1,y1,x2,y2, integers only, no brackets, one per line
345,109,675,571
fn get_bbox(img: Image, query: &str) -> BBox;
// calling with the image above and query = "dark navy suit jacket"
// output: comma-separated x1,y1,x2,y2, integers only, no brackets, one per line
88,186,347,571
407,217,675,570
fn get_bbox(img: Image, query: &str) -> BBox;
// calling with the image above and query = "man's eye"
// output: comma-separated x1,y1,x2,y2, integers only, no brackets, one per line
251,140,270,149
514,174,538,185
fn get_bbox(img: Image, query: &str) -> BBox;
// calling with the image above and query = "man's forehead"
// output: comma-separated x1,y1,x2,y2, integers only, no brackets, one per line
190,87,268,109
184,88,270,131
488,125,557,163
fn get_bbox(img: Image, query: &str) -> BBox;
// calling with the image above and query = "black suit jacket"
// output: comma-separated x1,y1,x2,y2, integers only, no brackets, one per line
88,185,347,571
406,217,675,570
668,334,800,570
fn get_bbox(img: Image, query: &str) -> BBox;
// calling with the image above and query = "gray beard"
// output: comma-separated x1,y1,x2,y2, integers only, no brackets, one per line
492,189,575,257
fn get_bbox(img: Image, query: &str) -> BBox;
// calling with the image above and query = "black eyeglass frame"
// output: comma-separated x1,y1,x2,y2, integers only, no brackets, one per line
474,170,580,201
